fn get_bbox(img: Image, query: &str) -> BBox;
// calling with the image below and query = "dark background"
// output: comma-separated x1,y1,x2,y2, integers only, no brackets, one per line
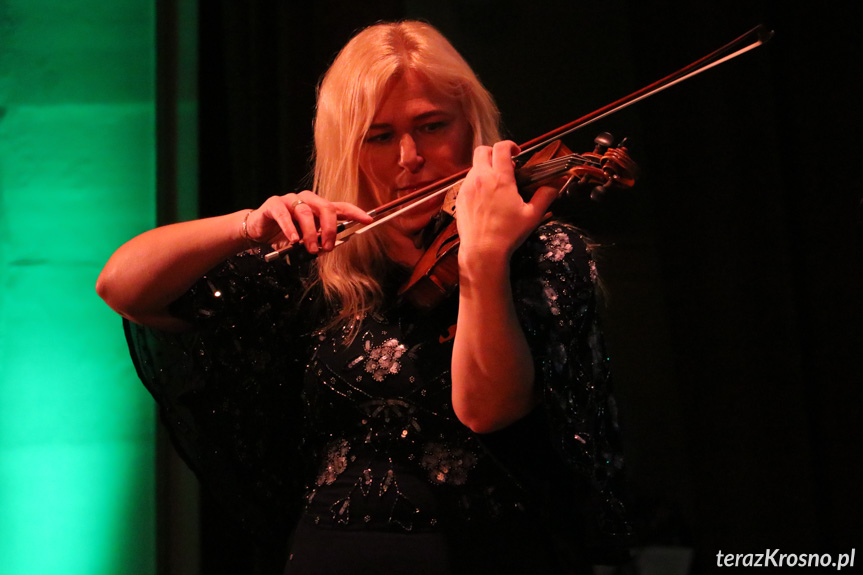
165,1,863,573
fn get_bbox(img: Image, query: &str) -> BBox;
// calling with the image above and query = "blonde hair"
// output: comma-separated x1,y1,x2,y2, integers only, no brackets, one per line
311,21,501,334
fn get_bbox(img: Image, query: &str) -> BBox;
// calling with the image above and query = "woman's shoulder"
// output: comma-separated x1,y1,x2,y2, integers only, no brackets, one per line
514,221,594,282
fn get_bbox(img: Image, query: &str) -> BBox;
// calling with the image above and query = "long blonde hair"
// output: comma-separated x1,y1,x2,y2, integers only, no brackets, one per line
312,21,501,334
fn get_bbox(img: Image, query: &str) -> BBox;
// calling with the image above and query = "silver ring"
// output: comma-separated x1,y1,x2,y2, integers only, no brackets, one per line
290,199,306,210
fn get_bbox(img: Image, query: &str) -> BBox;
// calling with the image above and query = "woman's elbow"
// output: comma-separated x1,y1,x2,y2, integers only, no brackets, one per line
95,267,117,307
95,266,145,321
453,396,537,434
95,264,129,312
455,410,499,434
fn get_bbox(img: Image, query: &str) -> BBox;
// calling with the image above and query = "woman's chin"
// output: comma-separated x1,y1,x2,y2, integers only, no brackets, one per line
394,209,436,238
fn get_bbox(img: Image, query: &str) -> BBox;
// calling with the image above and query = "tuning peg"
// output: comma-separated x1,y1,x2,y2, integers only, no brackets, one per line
591,179,615,201
593,132,614,154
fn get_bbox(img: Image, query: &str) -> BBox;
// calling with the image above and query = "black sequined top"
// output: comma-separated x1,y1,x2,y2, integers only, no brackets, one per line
125,222,630,562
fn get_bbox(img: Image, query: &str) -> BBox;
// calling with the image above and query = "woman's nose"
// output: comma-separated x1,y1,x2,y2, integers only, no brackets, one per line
398,134,424,172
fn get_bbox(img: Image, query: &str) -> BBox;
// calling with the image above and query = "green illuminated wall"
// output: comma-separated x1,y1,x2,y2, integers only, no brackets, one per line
0,2,157,574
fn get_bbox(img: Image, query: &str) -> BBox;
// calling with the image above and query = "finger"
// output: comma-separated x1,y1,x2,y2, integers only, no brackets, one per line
526,184,559,222
315,203,338,251
261,196,300,244
292,201,321,254
472,145,493,168
266,231,288,249
333,202,374,224
289,193,349,252
491,140,519,174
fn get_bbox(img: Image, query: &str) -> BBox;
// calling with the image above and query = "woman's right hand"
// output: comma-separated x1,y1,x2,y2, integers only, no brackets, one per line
245,191,373,254
97,191,371,329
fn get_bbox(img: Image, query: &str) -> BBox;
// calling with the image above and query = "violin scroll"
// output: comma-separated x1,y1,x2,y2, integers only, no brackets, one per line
521,133,638,225
592,136,639,200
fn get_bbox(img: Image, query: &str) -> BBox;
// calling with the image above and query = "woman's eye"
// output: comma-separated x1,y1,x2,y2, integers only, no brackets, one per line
365,132,393,144
421,121,447,133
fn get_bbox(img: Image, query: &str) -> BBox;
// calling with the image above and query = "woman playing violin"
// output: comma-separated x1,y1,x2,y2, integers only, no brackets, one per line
97,20,631,575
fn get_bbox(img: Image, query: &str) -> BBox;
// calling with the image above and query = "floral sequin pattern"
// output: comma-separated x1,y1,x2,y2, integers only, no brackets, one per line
347,337,407,382
359,398,422,443
420,442,478,485
316,438,351,486
543,285,562,315
538,228,574,262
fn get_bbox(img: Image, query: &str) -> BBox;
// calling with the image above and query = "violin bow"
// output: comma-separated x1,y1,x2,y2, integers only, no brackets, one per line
265,24,773,263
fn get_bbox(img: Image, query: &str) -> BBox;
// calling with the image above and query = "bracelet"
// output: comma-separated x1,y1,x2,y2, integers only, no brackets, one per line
242,209,257,244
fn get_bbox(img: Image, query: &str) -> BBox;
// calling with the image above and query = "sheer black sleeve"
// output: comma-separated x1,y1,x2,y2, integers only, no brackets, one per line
491,222,631,562
124,249,319,540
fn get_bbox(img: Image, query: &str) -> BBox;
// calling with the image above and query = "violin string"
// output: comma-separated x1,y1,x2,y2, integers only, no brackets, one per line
518,154,598,184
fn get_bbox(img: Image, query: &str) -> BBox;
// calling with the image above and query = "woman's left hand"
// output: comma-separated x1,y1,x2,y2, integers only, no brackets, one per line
455,141,559,263
450,141,557,433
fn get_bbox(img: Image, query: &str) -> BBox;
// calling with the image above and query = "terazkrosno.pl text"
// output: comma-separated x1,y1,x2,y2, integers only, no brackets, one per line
716,549,855,570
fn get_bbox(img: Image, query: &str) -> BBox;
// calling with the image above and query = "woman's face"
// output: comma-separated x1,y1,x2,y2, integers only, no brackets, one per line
359,71,474,247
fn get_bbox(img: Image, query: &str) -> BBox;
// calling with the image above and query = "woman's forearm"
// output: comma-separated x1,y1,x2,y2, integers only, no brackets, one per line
451,250,538,434
96,210,251,329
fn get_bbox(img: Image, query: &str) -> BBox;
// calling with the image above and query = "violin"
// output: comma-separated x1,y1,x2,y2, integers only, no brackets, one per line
264,25,772,310
398,134,637,309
